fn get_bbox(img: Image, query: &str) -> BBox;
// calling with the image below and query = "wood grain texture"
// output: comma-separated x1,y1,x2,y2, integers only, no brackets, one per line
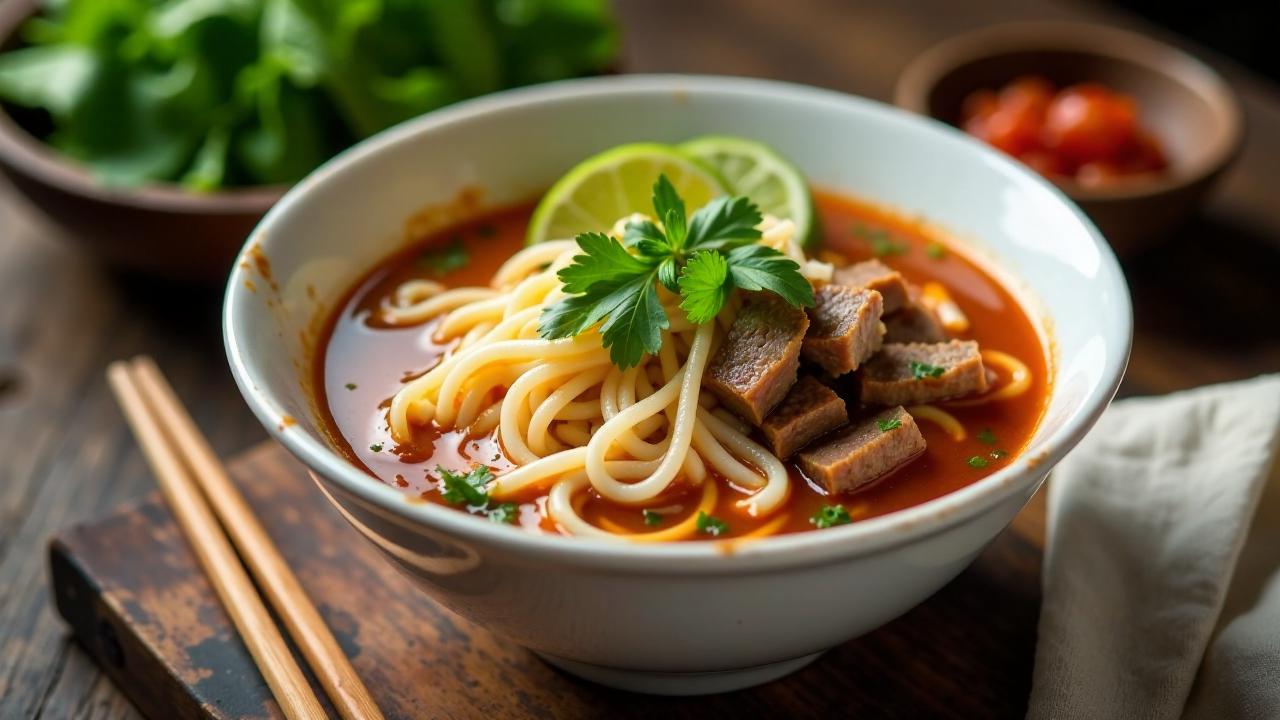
51,442,1048,720
2,0,1278,717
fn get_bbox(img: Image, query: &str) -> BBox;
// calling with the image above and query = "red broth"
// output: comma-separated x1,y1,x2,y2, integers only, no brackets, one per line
314,190,1050,539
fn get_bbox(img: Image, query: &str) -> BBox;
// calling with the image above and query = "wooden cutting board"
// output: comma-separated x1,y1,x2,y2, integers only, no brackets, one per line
48,441,1047,719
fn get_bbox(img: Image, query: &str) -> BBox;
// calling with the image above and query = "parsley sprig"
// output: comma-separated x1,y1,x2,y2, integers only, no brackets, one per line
436,465,517,524
538,175,815,368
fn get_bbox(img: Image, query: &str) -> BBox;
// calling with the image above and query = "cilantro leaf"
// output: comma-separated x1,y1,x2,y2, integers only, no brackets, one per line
811,505,852,528
685,196,762,250
876,418,902,432
487,503,519,524
725,244,815,308
598,271,667,368
652,175,686,248
966,455,989,469
418,237,470,276
909,361,945,380
696,511,729,536
438,465,492,507
678,251,732,324
642,509,663,527
538,172,817,369
977,428,997,445
558,232,654,294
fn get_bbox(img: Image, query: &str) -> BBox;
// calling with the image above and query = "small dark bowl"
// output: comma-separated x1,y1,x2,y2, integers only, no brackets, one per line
0,0,283,283
895,22,1243,256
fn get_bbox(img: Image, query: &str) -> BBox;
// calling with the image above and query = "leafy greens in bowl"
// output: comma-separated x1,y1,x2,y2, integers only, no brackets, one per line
0,0,618,190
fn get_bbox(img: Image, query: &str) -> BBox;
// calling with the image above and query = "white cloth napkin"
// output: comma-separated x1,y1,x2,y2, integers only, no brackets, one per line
1029,375,1280,720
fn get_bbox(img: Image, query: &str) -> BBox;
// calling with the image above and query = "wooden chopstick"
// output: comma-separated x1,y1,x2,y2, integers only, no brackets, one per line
109,357,385,720
107,361,328,720
128,357,384,720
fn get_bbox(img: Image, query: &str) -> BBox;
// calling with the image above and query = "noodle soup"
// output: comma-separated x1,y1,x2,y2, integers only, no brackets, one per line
316,189,1049,541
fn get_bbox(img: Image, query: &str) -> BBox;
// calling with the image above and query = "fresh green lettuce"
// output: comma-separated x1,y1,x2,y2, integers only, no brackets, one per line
0,0,618,189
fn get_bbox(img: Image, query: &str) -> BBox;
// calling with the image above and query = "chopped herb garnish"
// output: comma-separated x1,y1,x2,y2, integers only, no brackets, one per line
642,509,663,527
877,417,903,432
487,503,519,524
811,505,852,529
990,449,1009,460
344,382,357,391
926,242,947,260
966,455,989,469
438,465,492,507
977,428,997,445
910,361,945,380
369,442,383,452
538,175,814,368
418,237,470,276
870,236,908,257
854,224,907,257
696,511,729,536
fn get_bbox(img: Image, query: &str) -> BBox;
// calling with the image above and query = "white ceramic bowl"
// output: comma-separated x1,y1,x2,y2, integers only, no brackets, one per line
224,75,1130,695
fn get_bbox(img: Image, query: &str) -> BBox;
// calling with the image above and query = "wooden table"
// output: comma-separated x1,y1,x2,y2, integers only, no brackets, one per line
2,0,1277,717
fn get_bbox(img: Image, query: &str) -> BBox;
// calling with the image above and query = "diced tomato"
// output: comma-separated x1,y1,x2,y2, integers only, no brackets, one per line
1042,83,1137,165
959,76,1167,186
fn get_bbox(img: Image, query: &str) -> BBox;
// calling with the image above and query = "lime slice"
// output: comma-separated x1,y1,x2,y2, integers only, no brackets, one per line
679,136,817,247
527,143,728,245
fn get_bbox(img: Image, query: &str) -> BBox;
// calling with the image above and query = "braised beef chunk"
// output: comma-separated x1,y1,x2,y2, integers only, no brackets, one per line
706,293,809,426
797,406,926,494
832,260,909,313
802,285,884,376
883,304,947,344
860,340,988,406
760,376,849,458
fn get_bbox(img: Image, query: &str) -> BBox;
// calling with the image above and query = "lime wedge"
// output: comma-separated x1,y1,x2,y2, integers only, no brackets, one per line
679,136,817,247
527,143,728,245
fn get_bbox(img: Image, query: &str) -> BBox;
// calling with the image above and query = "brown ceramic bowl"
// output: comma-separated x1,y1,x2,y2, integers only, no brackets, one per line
0,0,283,283
895,22,1243,256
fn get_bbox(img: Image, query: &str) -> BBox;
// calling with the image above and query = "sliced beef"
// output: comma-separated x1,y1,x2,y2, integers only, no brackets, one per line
883,304,947,344
833,260,909,313
760,376,848,458
860,340,988,406
797,406,926,494
705,292,809,426
802,285,884,376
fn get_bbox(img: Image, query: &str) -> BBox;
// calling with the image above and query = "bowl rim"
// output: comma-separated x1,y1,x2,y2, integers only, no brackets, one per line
0,0,285,213
893,20,1245,203
224,74,1132,573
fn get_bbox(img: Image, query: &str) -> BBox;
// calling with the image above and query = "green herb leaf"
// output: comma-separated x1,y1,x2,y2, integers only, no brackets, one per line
419,237,470,276
926,242,947,260
538,173,815,369
558,232,655,294
725,244,815,308
598,271,667,368
685,196,763,250
344,382,357,391
811,505,852,529
642,509,663,527
438,465,492,507
678,251,732,324
877,417,902,432
990,449,1009,460
652,175,686,248
966,456,989,469
696,511,729,536
487,503,519,524
910,361,945,380
977,428,997,445
369,443,383,452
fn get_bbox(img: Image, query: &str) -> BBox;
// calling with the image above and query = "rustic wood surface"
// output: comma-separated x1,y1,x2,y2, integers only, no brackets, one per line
49,442,1048,720
1,0,1277,717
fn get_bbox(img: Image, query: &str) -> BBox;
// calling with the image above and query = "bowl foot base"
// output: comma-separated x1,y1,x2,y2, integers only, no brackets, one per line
535,650,824,695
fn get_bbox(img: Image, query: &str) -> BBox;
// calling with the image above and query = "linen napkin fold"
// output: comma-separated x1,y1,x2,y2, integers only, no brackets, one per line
1029,375,1280,720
